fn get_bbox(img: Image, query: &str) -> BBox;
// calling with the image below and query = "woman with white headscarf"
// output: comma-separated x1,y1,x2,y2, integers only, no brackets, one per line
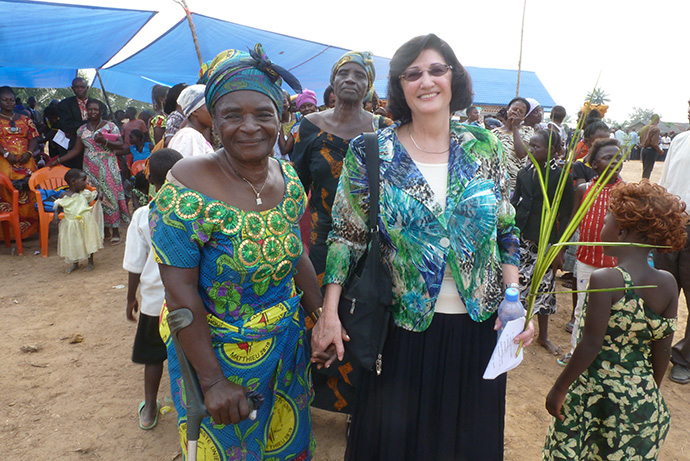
167,84,214,157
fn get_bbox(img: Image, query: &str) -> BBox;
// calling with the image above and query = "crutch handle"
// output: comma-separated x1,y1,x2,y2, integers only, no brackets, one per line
167,309,266,431
167,308,208,443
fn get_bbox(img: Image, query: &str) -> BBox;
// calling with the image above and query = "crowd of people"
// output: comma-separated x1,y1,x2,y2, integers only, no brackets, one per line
2,32,690,461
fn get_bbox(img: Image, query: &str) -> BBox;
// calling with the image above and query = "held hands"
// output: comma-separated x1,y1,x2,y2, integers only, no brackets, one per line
545,385,567,421
203,379,252,426
310,307,349,369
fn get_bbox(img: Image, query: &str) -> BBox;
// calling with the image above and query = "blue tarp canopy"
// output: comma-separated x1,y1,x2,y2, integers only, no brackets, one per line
2,3,555,109
0,0,155,88
468,67,556,109
101,13,555,108
99,13,392,104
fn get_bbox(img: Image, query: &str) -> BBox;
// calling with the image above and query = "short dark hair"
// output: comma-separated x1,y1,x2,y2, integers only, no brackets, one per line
323,85,334,104
550,105,566,122
386,34,472,122
148,148,183,187
64,168,85,184
44,106,59,118
130,129,144,141
164,83,188,114
584,109,602,126
508,97,530,113
0,86,14,97
584,120,610,139
151,84,168,107
533,128,562,153
586,137,620,165
85,98,102,109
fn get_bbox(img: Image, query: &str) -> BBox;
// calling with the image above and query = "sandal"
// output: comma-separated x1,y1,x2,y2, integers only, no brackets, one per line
138,400,160,430
110,236,121,246
557,353,572,367
670,365,690,384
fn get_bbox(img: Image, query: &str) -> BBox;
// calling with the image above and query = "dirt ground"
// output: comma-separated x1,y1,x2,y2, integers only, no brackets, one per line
2,160,689,460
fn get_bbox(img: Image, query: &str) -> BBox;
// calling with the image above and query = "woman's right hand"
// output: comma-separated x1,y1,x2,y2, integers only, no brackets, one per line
203,379,252,425
311,292,349,369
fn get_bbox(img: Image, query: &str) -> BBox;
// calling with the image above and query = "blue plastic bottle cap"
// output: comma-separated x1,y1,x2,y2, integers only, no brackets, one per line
505,287,520,302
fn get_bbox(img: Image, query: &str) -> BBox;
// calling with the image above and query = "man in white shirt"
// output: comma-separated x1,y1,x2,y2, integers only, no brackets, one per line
654,98,690,384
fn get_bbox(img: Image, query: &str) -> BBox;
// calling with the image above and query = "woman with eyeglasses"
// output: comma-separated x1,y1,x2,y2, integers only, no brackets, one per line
0,86,39,240
311,34,535,460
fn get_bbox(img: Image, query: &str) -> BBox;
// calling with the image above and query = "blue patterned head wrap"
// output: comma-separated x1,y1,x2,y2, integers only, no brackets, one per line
330,51,376,92
205,44,302,117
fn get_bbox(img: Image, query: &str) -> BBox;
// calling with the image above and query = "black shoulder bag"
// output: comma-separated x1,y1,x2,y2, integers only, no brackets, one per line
337,132,392,374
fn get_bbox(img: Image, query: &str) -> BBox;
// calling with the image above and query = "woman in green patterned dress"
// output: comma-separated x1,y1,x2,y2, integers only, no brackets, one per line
544,181,687,460
151,45,323,460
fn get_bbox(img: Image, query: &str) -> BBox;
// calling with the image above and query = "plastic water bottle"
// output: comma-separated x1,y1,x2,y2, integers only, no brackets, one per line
497,287,526,338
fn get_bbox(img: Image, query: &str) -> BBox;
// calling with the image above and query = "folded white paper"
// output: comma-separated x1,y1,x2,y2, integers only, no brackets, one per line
53,129,69,150
483,318,524,380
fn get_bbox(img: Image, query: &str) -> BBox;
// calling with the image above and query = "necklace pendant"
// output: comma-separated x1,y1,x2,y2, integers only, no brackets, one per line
256,197,262,206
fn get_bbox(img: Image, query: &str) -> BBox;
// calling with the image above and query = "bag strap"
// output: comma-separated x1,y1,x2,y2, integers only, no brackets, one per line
363,132,380,235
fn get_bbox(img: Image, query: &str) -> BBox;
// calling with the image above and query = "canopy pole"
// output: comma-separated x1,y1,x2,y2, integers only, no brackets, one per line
175,0,204,68
516,0,527,96
95,69,114,118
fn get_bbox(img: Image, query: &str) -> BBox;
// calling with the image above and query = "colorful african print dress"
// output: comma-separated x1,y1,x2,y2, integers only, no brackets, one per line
0,115,39,239
152,161,315,461
543,267,676,461
77,122,129,228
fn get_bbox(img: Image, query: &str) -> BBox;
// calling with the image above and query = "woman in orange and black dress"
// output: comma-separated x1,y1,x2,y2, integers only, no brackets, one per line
292,51,391,413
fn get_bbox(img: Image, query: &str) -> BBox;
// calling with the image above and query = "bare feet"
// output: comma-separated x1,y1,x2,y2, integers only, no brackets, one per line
537,338,562,356
66,263,79,273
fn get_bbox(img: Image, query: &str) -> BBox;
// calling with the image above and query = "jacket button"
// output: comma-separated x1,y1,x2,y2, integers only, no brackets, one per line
440,237,450,248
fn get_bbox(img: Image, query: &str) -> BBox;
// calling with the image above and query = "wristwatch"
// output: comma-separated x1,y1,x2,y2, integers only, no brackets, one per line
2,151,8,158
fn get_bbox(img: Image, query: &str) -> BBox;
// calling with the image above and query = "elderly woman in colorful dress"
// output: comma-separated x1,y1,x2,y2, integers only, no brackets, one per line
311,34,535,460
151,44,323,459
291,51,392,413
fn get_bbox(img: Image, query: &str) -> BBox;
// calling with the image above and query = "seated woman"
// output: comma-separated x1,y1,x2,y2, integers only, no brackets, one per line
151,45,323,458
123,129,153,164
168,84,214,157
0,85,39,240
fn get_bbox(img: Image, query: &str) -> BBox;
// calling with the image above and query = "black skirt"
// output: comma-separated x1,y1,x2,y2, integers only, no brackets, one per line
346,313,506,461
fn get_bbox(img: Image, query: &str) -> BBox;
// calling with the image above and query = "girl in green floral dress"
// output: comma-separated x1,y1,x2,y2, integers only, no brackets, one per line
544,181,688,460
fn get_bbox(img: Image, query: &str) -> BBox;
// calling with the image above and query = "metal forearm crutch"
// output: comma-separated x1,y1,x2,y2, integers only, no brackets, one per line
167,308,264,461
167,308,209,461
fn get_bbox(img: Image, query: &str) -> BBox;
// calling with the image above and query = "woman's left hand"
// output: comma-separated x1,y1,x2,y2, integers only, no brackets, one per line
93,132,106,144
516,317,535,346
19,151,32,164
494,316,535,347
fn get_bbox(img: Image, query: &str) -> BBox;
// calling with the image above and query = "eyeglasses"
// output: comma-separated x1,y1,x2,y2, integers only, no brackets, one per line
399,64,453,82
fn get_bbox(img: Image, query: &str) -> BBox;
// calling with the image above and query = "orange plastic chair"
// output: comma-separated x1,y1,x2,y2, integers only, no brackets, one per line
29,165,69,257
131,159,147,176
0,172,24,255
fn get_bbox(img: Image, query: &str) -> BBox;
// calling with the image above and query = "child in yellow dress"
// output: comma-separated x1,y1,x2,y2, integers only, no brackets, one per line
53,168,104,272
